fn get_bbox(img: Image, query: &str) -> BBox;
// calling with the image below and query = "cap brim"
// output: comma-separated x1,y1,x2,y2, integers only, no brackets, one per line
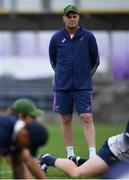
64,10,78,16
30,109,43,117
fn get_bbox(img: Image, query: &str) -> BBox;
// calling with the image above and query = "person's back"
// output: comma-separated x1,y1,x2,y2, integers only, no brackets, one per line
0,115,16,150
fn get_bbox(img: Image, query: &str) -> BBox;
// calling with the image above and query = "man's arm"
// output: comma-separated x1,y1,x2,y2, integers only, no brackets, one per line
89,33,100,76
10,147,24,179
5,154,37,179
49,35,57,71
23,149,47,179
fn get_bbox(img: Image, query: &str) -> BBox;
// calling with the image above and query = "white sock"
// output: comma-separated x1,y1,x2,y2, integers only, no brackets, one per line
89,147,96,158
66,146,75,158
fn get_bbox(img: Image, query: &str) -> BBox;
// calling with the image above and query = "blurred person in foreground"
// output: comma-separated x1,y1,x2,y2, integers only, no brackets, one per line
0,98,48,179
39,121,129,179
49,4,99,159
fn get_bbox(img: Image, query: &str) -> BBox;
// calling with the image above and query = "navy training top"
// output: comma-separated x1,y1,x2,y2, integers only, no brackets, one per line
0,115,16,154
49,27,100,91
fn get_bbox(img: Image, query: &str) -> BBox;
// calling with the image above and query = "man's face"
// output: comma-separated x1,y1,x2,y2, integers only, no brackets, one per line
25,115,36,123
63,12,80,29
18,113,36,123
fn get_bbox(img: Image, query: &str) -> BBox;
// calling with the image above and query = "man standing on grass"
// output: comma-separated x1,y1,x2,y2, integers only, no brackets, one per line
49,5,99,159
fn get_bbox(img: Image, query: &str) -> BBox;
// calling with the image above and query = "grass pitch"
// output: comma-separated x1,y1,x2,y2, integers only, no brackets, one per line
0,122,124,179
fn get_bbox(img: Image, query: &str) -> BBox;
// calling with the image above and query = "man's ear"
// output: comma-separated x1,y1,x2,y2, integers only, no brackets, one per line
63,16,65,23
16,127,30,148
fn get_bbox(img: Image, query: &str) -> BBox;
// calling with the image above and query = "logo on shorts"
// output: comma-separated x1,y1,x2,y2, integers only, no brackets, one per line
55,105,59,111
109,156,117,161
86,105,91,111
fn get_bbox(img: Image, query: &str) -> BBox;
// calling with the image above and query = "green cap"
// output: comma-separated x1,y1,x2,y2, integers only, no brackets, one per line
63,5,79,16
12,98,43,117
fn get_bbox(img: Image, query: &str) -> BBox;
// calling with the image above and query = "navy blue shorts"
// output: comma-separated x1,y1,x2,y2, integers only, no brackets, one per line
98,141,129,179
97,140,120,167
53,90,92,115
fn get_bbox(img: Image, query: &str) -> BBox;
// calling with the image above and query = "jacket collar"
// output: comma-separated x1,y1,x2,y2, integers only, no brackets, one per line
63,27,84,39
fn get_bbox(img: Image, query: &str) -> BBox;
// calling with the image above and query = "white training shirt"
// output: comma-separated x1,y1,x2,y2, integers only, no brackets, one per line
12,119,25,140
108,133,129,163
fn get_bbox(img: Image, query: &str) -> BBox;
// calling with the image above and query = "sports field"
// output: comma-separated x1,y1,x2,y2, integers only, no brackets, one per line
0,122,124,179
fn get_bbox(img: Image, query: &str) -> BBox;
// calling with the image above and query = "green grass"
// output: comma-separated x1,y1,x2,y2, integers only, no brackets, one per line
0,122,124,179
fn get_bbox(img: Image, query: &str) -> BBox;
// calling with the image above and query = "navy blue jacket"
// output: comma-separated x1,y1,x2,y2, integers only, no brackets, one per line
49,27,99,91
0,115,16,155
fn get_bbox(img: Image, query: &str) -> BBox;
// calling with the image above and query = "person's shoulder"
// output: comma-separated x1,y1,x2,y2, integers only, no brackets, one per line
0,114,16,123
81,27,94,37
50,29,65,45
0,115,16,138
81,27,97,42
51,28,65,39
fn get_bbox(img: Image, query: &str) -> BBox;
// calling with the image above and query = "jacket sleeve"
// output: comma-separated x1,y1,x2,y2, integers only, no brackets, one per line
49,35,57,71
88,33,100,76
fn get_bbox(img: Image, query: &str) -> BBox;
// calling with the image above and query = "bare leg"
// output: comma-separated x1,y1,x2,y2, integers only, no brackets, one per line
61,114,73,147
55,155,109,178
79,113,96,157
61,114,75,157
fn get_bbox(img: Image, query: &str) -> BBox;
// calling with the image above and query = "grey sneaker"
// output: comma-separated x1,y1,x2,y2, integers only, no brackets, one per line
68,156,80,166
68,156,81,166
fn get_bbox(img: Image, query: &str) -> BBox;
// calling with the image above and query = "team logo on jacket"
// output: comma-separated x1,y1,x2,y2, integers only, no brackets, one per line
62,38,66,43
79,37,84,41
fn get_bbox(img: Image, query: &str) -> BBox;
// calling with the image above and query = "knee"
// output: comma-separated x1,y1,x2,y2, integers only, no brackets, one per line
79,113,93,124
69,168,80,178
62,115,72,125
